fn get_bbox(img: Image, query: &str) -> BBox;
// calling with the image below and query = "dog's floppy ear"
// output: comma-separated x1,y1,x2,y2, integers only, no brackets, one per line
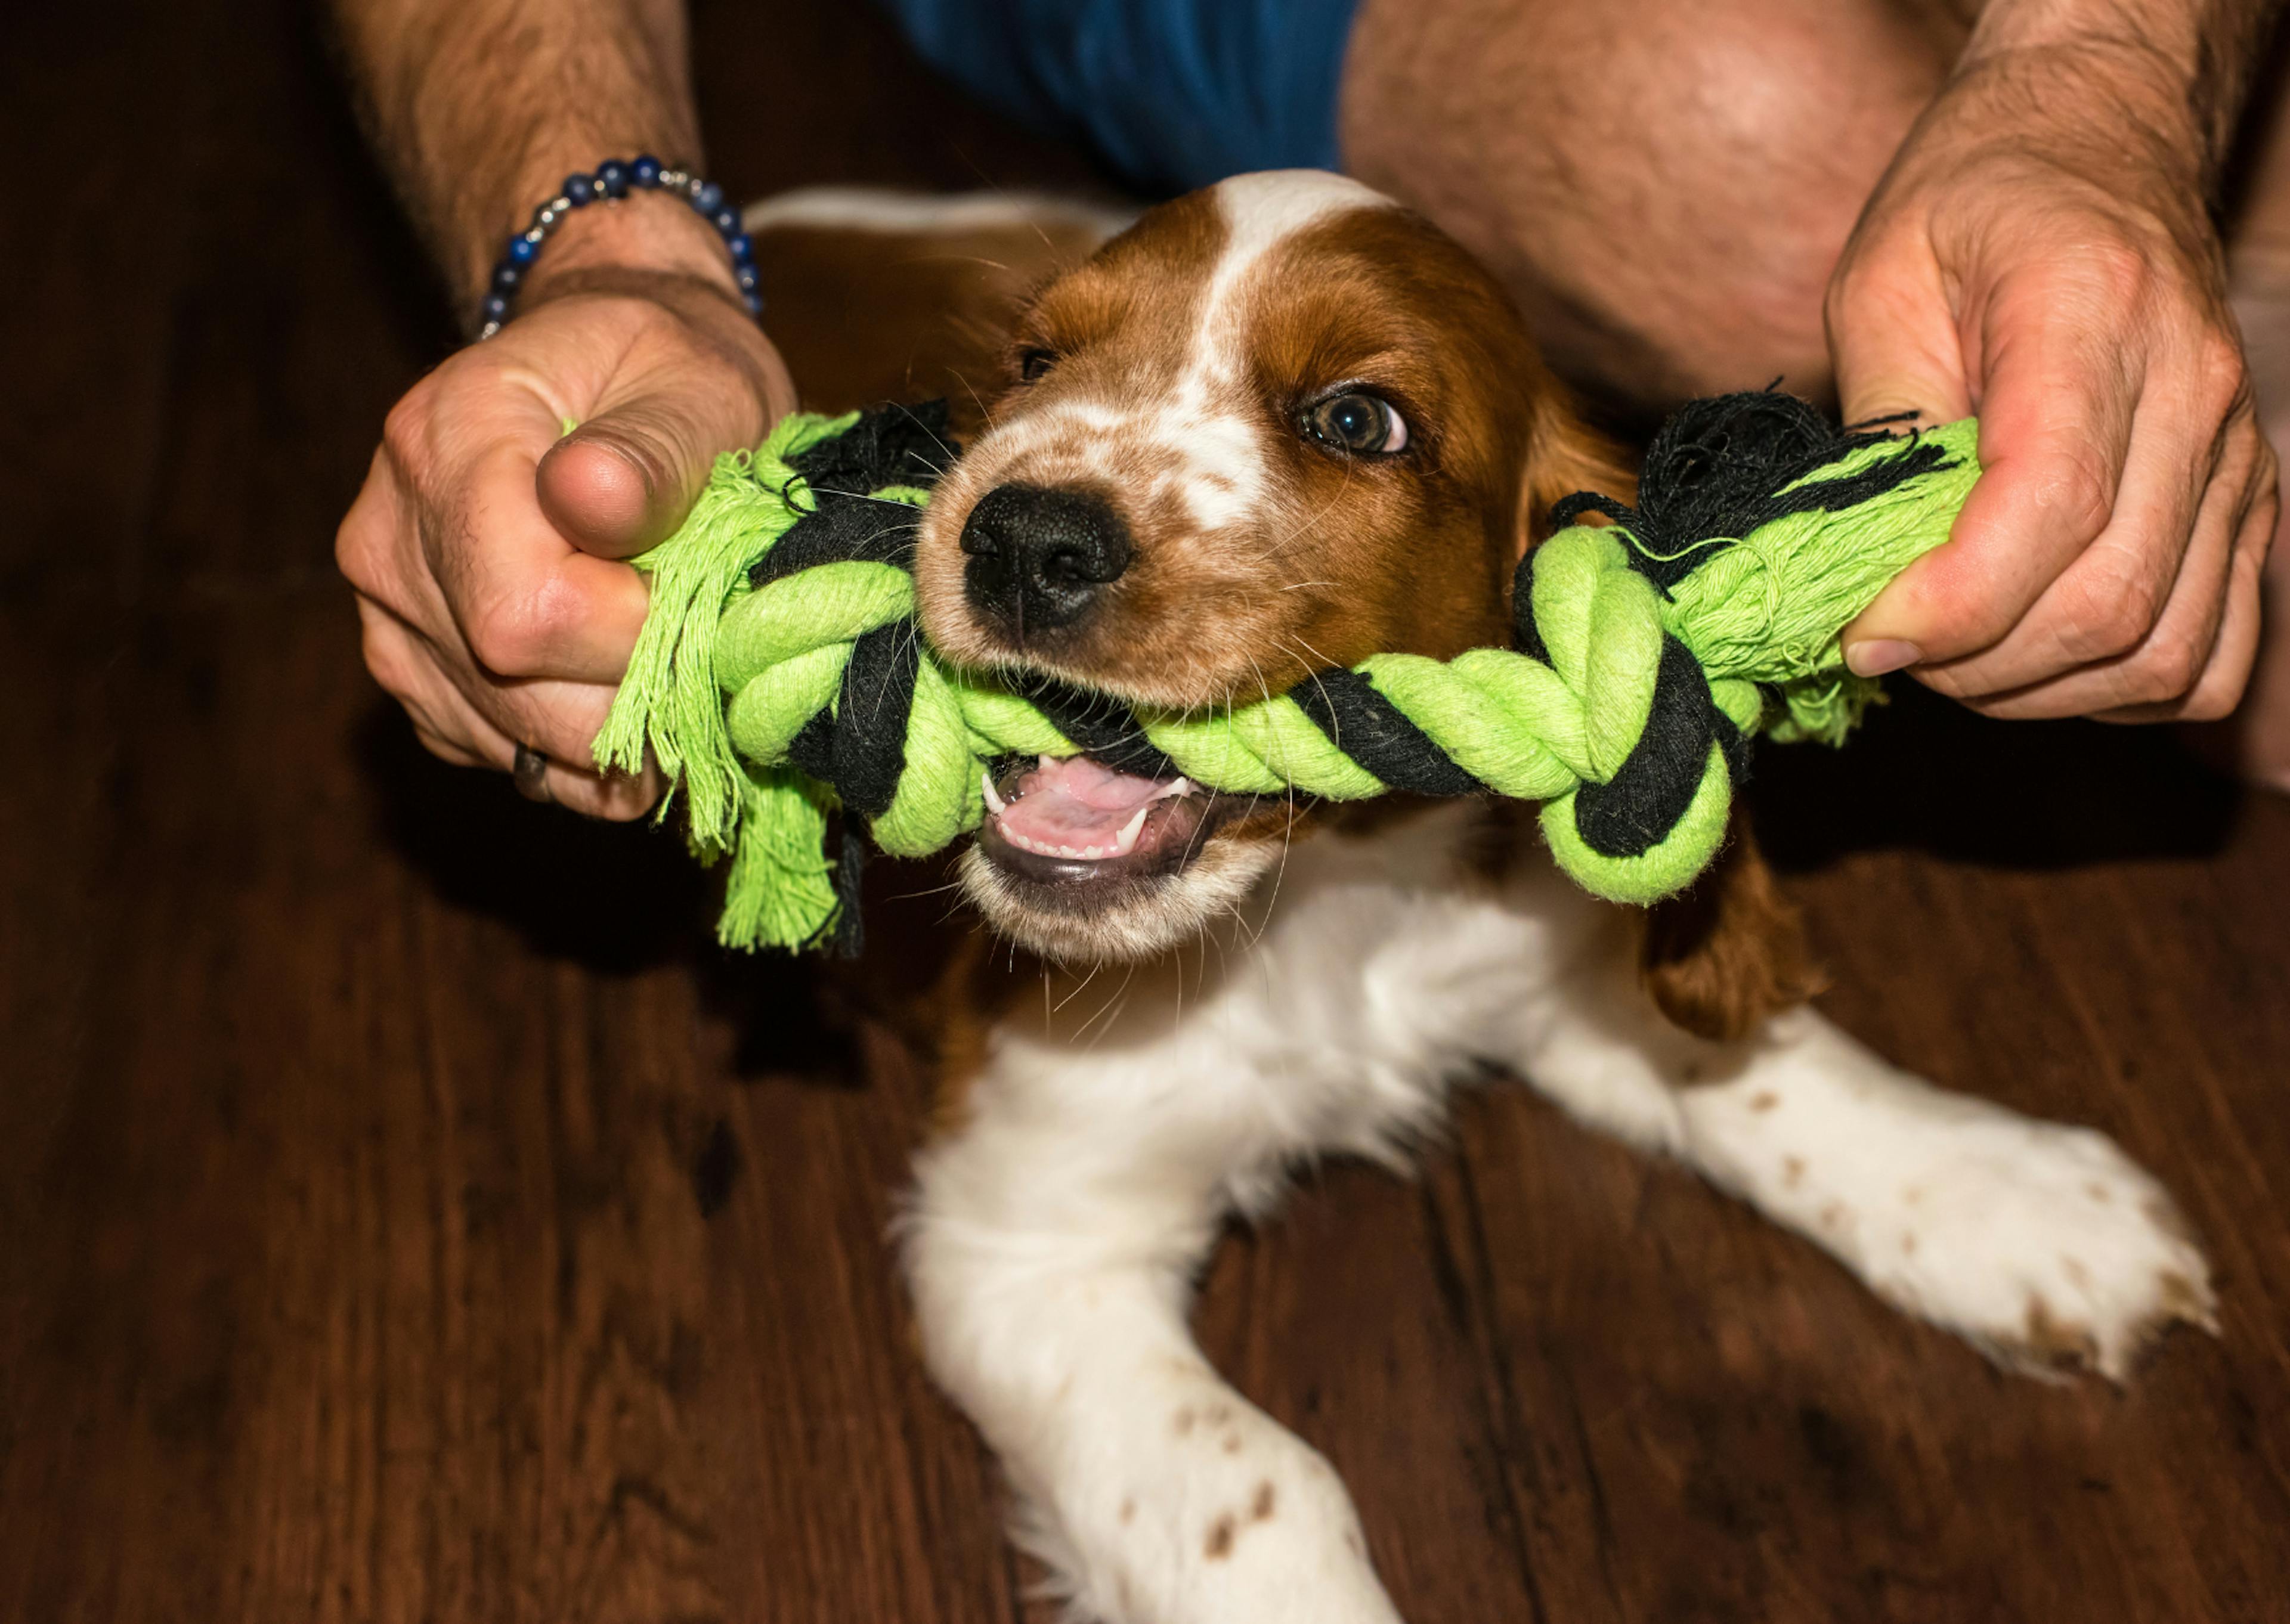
1640,812,1824,1042
1515,398,1636,556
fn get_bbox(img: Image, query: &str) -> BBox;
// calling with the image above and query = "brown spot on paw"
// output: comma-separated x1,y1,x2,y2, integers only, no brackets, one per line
1205,1514,1236,1560
2142,1195,2196,1246
1251,1481,1276,1521
2062,1257,2090,1288
1119,1498,1136,1524
1223,1433,1242,1453
1901,1233,1918,1256
2157,1269,2220,1334
2018,1294,2101,1374
2085,1180,2112,1204
1750,1090,1778,1112
1173,1407,1196,1437
1782,1155,1805,1189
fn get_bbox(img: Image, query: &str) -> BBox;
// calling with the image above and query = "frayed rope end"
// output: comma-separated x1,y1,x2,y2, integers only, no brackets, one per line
591,411,861,873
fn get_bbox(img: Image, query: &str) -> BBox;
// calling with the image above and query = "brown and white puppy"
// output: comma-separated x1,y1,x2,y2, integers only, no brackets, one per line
758,173,2216,1624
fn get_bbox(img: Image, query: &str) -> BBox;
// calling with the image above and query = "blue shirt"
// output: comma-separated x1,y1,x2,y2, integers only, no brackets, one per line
875,0,1361,194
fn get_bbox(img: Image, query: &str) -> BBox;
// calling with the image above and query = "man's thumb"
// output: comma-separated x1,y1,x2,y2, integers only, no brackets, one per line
1834,346,1966,442
1828,299,1974,669
536,396,736,559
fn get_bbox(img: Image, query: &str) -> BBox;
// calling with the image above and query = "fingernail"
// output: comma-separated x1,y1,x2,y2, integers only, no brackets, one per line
1844,639,1923,677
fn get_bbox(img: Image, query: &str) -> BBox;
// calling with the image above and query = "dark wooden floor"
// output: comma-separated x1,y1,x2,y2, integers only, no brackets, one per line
7,2,2290,1620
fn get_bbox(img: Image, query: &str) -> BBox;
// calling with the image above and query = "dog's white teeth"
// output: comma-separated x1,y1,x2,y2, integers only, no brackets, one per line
1056,844,1079,859
1081,846,1103,859
1113,805,1150,855
982,772,1007,816
1152,776,1193,801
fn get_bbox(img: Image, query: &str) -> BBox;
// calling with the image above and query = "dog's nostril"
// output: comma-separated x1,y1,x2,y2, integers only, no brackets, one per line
958,484,1133,634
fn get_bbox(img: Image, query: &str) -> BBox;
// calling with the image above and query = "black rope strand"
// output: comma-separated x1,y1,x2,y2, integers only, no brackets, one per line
1548,388,1962,591
1570,635,1725,857
831,622,922,821
1019,674,1180,780
1289,667,1484,796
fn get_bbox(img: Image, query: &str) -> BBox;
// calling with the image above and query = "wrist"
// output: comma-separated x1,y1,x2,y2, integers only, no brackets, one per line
1921,42,2212,193
463,159,759,338
1953,5,2260,176
517,187,742,301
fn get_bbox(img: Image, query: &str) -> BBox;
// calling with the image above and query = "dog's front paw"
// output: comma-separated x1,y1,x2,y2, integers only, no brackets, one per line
1681,1018,2220,1381
1830,1111,2217,1381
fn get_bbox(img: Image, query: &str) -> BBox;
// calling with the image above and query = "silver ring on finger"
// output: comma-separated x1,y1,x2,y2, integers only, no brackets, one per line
512,742,553,804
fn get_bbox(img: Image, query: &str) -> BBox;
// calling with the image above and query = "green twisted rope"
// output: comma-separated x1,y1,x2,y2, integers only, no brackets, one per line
595,403,1981,952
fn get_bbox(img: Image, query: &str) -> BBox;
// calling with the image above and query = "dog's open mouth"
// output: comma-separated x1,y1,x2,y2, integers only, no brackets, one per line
976,754,1230,893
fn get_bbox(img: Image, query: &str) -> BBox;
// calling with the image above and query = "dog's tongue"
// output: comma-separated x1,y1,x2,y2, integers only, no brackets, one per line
988,755,1191,860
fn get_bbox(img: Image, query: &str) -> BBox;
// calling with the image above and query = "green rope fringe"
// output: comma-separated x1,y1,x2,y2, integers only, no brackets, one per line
593,409,861,944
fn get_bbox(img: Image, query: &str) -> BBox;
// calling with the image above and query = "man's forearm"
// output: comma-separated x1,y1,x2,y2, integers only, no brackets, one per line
1961,0,2282,179
332,0,714,323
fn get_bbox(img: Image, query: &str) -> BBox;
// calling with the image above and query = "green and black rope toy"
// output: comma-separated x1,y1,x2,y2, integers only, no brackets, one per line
593,392,1980,953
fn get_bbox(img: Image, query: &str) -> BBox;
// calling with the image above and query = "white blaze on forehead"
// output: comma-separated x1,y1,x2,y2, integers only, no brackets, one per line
1199,171,1398,327
1153,172,1399,530
968,171,1400,535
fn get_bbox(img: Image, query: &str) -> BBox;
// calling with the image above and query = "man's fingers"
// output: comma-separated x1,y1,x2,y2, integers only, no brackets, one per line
554,758,667,821
437,442,653,684
359,597,521,758
537,383,766,559
462,658,666,819
2097,454,2274,723
368,597,621,776
1907,386,2214,699
462,667,636,776
1843,261,2140,674
428,695,659,822
1955,430,2257,720
411,724,490,770
358,595,661,818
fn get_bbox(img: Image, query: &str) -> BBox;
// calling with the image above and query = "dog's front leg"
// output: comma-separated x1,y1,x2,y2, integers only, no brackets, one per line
904,1053,1404,1624
1500,943,2217,1380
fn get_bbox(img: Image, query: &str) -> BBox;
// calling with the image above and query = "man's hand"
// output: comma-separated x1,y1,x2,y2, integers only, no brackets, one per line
338,203,796,815
328,0,790,811
1831,39,2278,721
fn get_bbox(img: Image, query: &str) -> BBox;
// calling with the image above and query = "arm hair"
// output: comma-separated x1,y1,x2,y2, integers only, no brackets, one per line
1961,0,2285,185
329,0,707,321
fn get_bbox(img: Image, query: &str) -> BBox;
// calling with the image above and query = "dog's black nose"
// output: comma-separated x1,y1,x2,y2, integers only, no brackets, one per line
959,485,1133,634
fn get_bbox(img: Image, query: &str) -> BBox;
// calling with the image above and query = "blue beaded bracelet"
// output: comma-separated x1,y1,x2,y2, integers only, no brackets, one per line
475,154,761,340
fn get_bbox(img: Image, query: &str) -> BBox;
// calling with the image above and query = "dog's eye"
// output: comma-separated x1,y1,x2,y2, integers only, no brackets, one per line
1017,347,1058,383
1300,392,1409,456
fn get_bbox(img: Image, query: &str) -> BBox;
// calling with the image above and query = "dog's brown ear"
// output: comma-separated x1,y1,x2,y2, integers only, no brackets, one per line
1515,398,1636,557
748,201,1116,440
1640,813,1824,1043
